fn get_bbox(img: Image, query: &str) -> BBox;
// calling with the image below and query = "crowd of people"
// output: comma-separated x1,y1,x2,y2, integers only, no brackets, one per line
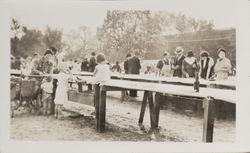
10,46,234,118
155,46,233,80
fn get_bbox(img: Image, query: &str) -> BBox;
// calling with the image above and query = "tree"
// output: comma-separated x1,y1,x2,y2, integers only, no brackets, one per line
11,18,25,56
43,27,64,51
63,26,99,60
97,10,163,61
16,29,45,57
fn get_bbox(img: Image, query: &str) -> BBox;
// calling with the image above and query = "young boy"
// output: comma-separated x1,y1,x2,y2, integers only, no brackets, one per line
41,76,53,115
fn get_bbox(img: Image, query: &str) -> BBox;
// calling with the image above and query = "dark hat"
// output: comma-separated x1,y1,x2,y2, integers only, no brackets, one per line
126,53,131,58
163,51,170,57
200,50,209,57
175,46,184,54
49,46,57,54
217,48,226,54
44,49,53,56
187,51,194,57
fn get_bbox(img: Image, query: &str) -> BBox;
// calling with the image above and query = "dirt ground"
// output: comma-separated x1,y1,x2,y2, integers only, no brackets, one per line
10,91,235,142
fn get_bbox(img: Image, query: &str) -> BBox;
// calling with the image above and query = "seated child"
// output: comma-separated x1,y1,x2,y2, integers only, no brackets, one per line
41,76,53,115
93,53,110,84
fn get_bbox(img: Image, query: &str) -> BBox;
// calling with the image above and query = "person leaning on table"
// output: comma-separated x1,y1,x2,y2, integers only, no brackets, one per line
156,51,171,77
214,48,232,80
198,50,215,80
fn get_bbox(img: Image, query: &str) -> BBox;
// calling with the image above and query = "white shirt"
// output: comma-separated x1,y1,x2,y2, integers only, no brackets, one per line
94,63,110,84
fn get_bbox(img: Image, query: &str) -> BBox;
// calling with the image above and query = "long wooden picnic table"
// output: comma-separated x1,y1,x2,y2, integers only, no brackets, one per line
76,76,236,142
10,70,236,142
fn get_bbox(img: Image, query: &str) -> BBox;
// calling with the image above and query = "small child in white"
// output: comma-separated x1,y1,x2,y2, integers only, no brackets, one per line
93,53,110,84
54,62,71,119
41,76,53,115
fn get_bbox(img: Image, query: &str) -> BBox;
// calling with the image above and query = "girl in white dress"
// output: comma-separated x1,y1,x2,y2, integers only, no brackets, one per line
54,62,71,119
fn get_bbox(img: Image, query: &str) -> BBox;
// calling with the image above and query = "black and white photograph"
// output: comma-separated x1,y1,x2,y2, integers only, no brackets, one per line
7,0,250,153
8,0,237,144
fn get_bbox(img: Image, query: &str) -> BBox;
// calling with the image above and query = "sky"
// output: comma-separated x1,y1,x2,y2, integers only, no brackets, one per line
8,0,238,35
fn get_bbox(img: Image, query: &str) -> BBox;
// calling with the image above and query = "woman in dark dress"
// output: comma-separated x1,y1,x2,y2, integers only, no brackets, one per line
182,51,198,78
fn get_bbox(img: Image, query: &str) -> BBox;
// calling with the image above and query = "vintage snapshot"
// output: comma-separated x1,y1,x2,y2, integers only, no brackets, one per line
9,1,236,144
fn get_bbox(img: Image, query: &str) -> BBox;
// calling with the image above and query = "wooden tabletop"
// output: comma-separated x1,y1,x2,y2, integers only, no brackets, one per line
76,76,236,104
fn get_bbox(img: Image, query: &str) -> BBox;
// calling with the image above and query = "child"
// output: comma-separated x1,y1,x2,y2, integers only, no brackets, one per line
54,62,71,119
93,53,110,84
41,76,53,115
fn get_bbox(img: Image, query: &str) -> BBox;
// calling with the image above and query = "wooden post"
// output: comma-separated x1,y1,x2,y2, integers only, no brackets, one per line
77,82,83,92
202,96,215,143
98,86,107,133
153,92,161,128
138,91,148,124
94,84,100,131
147,92,155,129
121,90,125,102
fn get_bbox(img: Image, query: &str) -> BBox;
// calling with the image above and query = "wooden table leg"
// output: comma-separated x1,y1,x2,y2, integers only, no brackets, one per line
77,82,83,92
147,92,155,128
94,84,100,132
138,91,148,124
153,92,161,128
98,86,107,133
202,96,215,142
121,90,125,102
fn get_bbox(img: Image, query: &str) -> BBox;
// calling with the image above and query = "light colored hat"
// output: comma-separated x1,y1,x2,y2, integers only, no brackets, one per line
175,46,184,54
200,50,209,57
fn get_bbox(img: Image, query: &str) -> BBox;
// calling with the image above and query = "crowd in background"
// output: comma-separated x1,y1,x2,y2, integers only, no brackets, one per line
10,45,234,118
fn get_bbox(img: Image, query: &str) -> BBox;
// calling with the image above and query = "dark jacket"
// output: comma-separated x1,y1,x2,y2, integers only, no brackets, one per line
173,55,185,77
124,60,129,74
89,56,96,72
128,56,141,74
81,60,89,72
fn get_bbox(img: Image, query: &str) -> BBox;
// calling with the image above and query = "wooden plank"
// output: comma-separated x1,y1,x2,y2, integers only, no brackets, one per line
98,86,107,133
202,96,215,142
103,80,236,104
94,84,100,131
138,91,148,124
148,92,155,128
153,92,162,128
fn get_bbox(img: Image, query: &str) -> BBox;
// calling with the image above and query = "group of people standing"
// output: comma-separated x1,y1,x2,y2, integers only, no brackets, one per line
156,46,233,80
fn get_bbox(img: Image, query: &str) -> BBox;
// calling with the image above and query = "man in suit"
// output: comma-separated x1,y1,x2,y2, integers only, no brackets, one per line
172,46,186,77
128,50,141,97
88,52,97,91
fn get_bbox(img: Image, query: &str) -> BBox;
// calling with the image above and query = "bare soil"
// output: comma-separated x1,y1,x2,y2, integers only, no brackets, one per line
11,91,235,142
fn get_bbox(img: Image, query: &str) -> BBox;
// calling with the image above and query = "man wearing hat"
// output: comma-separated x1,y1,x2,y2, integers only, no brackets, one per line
199,50,215,80
172,46,186,77
214,48,232,80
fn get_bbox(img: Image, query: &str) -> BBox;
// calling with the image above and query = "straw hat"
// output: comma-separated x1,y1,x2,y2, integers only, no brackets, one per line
175,46,184,55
